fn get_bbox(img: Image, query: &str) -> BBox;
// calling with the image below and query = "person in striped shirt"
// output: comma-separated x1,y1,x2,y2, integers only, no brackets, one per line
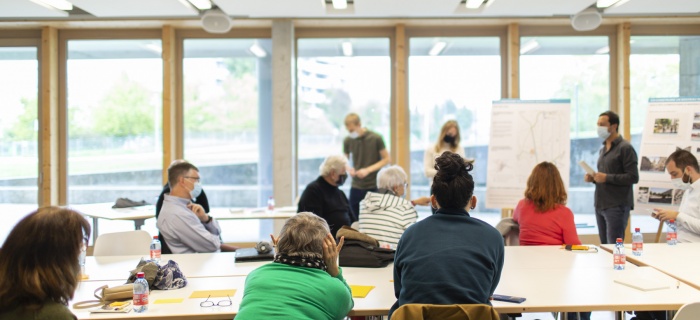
358,166,430,248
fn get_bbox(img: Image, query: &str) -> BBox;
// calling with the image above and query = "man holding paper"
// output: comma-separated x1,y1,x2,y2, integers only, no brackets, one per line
584,111,639,244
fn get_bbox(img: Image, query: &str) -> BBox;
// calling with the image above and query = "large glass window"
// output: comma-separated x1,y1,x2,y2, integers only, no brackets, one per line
0,46,38,204
408,37,501,213
67,39,163,204
296,38,391,195
520,36,610,215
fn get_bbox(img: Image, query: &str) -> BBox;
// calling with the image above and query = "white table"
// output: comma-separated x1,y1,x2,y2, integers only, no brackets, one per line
82,253,266,282
503,245,612,270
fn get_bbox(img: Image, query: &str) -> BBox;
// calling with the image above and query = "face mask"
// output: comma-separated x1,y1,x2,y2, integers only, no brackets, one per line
190,183,203,199
671,171,691,190
348,131,359,139
336,174,348,186
443,135,456,144
597,126,611,140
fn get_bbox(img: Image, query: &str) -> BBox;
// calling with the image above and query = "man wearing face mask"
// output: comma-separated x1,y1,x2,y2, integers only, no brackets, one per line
158,162,238,253
584,111,639,244
344,113,391,223
358,166,431,248
298,155,353,237
652,150,700,242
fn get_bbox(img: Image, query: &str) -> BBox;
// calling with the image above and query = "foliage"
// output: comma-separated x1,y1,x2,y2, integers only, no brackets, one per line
91,73,156,137
552,56,609,135
4,97,37,142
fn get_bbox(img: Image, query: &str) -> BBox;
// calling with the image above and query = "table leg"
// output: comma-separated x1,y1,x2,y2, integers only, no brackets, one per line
134,219,145,231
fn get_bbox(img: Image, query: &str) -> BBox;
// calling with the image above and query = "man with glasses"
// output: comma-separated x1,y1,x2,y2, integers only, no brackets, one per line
158,162,237,253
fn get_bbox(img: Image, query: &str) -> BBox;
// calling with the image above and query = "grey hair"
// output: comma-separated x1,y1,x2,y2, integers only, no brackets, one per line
276,212,330,259
319,155,348,177
377,165,407,189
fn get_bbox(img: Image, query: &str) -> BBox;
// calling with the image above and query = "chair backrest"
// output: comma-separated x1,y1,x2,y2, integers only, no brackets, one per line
93,230,152,256
501,208,514,219
673,301,700,320
495,218,520,246
392,303,500,320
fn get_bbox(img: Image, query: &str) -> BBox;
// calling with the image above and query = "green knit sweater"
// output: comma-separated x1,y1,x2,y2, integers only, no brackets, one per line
0,301,76,320
235,263,354,320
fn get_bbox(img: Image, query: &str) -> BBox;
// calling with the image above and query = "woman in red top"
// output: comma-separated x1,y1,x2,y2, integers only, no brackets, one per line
513,162,581,246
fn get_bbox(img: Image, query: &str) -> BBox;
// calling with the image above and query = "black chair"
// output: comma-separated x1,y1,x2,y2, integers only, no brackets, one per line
159,232,172,255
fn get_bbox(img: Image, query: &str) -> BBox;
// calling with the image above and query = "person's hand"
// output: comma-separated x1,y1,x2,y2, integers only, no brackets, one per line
187,203,208,222
348,168,356,177
356,168,369,179
411,196,431,206
593,172,607,184
220,244,240,252
652,208,679,222
269,234,279,247
584,174,594,183
323,234,344,277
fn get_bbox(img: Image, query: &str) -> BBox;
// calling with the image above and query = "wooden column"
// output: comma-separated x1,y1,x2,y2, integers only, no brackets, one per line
615,22,632,242
161,25,179,184
39,26,60,207
506,23,519,99
393,24,409,186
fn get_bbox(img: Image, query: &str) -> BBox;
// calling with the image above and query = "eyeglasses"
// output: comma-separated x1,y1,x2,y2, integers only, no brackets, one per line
200,295,232,307
184,176,201,183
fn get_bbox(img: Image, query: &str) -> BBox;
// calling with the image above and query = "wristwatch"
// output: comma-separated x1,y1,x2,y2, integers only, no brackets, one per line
204,215,212,224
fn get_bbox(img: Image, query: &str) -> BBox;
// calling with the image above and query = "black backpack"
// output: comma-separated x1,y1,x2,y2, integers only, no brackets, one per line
339,239,395,268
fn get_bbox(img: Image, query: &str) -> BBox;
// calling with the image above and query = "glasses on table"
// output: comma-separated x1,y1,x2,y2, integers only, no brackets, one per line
200,295,232,307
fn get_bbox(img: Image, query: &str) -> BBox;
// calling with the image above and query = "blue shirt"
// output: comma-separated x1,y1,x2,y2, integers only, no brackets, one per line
157,194,221,253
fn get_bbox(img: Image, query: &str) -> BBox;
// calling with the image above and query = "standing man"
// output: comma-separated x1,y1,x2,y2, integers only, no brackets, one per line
584,111,639,244
652,149,700,242
344,113,391,222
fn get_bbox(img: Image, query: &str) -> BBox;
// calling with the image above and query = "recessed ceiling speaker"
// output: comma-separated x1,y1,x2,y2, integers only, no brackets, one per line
571,7,602,32
201,9,233,34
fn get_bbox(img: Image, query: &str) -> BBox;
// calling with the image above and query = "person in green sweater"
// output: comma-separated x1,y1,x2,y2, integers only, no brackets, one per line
0,207,91,320
236,212,353,320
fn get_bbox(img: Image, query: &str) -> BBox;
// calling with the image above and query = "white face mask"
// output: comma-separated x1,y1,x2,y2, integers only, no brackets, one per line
597,126,611,140
348,131,359,139
671,171,691,190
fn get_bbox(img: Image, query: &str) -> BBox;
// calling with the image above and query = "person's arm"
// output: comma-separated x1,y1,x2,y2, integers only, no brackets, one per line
490,239,505,296
356,149,391,179
424,147,437,178
604,145,640,185
220,243,240,252
560,207,582,245
171,209,222,253
676,210,700,236
401,206,418,229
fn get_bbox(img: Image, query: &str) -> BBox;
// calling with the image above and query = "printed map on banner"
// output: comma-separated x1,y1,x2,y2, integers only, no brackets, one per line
634,97,700,214
486,100,571,209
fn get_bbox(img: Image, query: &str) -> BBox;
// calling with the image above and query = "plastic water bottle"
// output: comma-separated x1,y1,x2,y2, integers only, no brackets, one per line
133,272,149,313
150,236,161,263
613,238,625,270
79,244,86,278
267,196,275,212
667,219,678,245
632,227,643,256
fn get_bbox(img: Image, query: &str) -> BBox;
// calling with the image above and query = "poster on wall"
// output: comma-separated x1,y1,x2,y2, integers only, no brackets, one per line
486,99,571,209
634,97,700,214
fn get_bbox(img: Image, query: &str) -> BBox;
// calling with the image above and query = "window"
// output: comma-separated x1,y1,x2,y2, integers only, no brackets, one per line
66,39,163,204
296,38,391,195
520,36,610,215
0,46,38,204
408,37,502,212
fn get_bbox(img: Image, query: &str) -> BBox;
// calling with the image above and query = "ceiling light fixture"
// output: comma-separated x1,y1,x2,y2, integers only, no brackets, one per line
465,0,485,9
249,42,267,58
30,0,73,11
520,39,540,54
428,42,447,56
187,0,212,10
332,0,348,10
596,0,629,8
341,41,353,57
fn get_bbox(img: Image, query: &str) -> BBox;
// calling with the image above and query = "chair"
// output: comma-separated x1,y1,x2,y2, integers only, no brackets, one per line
495,218,520,246
673,301,700,320
655,220,665,243
501,208,514,219
391,303,500,320
159,232,173,255
93,230,152,256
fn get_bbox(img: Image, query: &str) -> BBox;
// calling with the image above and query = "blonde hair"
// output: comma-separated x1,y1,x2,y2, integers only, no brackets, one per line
344,113,361,126
434,120,461,153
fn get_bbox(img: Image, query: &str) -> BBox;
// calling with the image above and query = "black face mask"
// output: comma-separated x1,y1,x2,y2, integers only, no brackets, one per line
443,135,456,144
337,174,348,186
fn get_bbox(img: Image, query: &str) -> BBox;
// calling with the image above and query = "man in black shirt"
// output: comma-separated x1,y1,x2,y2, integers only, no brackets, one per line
298,155,352,237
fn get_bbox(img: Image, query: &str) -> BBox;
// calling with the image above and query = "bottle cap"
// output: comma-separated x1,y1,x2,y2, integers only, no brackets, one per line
153,235,158,239
137,272,145,278
616,238,623,242
635,228,640,232
670,219,675,223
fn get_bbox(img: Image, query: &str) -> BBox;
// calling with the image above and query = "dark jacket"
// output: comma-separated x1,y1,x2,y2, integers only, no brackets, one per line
298,176,352,237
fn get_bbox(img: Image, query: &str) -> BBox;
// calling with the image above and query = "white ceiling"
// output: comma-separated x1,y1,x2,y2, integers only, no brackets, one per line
1,0,699,19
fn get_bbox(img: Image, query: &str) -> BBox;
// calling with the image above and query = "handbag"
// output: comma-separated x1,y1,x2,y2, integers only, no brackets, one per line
72,284,134,309
337,226,395,268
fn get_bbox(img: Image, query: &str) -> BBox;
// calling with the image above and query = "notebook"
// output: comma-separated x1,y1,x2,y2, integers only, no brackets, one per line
614,275,670,291
235,247,275,262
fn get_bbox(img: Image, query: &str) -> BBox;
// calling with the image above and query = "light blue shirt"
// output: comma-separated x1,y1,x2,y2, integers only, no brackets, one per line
157,194,221,253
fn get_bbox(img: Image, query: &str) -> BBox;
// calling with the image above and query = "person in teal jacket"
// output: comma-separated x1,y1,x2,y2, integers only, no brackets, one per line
236,212,354,320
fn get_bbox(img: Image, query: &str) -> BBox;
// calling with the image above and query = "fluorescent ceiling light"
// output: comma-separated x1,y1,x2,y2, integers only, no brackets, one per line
249,42,267,58
187,0,212,10
520,39,540,54
465,0,484,9
332,0,348,9
428,42,447,56
341,41,353,57
596,0,629,8
30,0,73,11
595,46,610,54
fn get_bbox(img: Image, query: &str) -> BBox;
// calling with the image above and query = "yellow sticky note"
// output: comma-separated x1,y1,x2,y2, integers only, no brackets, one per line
154,298,184,304
350,285,375,298
189,290,237,299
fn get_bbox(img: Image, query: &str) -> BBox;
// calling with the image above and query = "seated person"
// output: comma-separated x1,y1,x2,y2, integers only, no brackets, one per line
236,212,353,320
513,161,581,246
358,165,430,248
389,152,504,318
155,159,209,219
652,149,700,242
298,155,353,237
157,161,237,253
0,207,91,320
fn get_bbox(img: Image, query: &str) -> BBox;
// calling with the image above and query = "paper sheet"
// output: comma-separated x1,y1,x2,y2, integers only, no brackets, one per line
350,285,375,298
189,289,237,299
578,160,596,175
154,298,184,304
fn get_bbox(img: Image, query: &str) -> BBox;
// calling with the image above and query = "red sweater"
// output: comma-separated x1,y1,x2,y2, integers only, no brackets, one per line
513,199,581,246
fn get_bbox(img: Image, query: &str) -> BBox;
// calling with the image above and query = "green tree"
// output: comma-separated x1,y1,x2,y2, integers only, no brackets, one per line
92,74,155,137
553,56,609,135
5,97,37,141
